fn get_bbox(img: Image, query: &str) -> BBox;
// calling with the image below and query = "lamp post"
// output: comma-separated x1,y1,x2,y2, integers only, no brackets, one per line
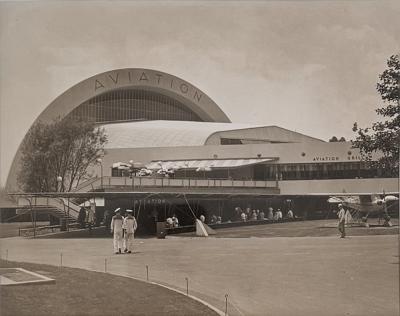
196,165,212,179
56,176,62,192
96,158,103,189
129,160,135,177
184,161,189,179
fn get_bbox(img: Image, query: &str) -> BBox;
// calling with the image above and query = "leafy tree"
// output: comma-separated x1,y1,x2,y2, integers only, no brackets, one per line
352,54,400,177
329,136,346,142
18,118,107,192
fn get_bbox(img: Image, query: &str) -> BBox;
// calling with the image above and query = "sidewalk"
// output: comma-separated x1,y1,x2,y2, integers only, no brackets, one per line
1,235,398,316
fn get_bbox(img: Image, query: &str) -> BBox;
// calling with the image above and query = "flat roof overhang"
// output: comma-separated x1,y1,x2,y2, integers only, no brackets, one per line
9,190,399,200
9,191,284,202
146,158,278,170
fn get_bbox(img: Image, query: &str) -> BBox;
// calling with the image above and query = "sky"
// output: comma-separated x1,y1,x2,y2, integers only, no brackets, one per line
1,0,399,186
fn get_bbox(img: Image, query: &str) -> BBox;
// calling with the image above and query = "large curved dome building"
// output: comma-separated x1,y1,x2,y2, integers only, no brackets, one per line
30,68,231,124
6,68,397,199
6,68,230,189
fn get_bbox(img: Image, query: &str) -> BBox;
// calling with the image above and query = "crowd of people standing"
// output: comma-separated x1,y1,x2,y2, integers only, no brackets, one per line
233,206,295,223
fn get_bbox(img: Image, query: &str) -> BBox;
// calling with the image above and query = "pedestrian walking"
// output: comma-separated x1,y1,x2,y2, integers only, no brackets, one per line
111,208,124,254
77,207,86,229
103,209,112,230
123,210,138,254
337,204,346,238
267,207,274,220
86,205,95,233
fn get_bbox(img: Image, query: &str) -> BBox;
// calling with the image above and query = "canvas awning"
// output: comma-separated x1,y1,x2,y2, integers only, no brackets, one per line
146,158,276,170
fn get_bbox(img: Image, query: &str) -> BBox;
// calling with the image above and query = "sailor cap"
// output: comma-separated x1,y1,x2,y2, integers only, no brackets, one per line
126,209,133,213
114,208,121,213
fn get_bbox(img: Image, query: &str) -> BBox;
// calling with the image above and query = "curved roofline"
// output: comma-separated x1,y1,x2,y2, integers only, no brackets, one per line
6,68,230,190
35,68,230,123
204,125,325,144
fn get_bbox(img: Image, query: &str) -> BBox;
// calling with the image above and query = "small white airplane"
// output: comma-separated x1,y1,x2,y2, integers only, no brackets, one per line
327,194,398,226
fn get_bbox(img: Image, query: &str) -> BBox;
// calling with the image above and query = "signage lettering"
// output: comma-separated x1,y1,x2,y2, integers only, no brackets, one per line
93,71,203,103
194,90,202,102
139,72,149,81
180,83,188,94
347,155,361,161
312,155,362,162
94,79,105,91
108,73,119,84
313,157,339,162
134,199,165,205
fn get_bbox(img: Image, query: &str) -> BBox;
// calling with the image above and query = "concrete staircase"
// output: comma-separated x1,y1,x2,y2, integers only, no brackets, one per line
16,197,81,222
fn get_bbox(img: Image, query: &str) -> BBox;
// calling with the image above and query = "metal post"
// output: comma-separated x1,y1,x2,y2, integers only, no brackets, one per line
6,249,8,263
146,265,149,282
225,294,228,316
34,207,37,238
60,253,63,267
67,198,70,232
99,160,103,189
104,258,107,273
185,277,189,296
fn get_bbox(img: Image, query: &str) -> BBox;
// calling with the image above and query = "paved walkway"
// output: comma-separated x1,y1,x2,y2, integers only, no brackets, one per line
1,235,398,316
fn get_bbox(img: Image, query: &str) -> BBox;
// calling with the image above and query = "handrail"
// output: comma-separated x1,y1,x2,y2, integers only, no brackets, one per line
128,176,278,189
73,177,101,192
70,176,278,192
17,196,81,220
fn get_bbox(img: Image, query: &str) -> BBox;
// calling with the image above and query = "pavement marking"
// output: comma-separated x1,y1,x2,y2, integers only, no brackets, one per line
0,268,55,286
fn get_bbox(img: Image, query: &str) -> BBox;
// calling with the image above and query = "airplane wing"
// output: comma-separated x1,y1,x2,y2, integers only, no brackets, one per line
327,197,344,204
328,194,368,210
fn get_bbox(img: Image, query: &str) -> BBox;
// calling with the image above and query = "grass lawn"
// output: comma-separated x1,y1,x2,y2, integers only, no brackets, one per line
0,259,218,316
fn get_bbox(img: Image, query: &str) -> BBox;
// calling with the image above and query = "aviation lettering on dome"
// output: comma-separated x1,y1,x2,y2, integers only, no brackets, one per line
93,70,203,103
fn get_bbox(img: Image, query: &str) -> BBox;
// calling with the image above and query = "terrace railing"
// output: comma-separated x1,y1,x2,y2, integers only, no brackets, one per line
72,176,279,193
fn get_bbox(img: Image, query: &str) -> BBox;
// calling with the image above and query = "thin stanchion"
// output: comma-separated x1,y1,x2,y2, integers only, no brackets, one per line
60,253,63,268
6,249,8,263
185,277,189,296
225,294,228,316
146,265,149,282
104,258,107,273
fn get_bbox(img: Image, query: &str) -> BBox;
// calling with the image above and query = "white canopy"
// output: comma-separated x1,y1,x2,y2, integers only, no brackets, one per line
146,158,275,170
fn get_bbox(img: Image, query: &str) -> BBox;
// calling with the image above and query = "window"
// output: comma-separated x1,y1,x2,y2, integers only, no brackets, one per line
67,88,203,123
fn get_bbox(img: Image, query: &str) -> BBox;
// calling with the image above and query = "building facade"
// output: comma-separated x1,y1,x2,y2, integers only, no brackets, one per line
5,68,398,230
6,68,397,195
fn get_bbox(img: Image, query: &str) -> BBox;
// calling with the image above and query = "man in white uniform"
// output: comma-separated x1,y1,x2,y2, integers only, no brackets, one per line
123,210,138,254
110,208,124,254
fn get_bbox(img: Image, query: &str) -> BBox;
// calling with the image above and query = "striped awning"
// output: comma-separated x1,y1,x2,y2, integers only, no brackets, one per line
146,158,275,170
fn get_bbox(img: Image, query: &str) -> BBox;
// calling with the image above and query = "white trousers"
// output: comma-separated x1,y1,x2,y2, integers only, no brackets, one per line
113,231,123,253
124,232,135,251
